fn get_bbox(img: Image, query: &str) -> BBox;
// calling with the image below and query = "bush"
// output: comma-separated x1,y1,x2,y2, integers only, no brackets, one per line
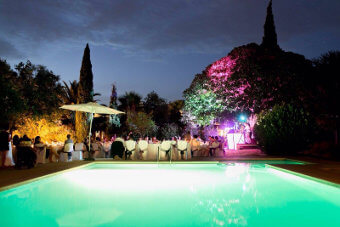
159,123,180,140
254,104,315,155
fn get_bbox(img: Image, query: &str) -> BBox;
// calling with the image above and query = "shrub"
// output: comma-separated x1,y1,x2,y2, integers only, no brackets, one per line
254,104,315,155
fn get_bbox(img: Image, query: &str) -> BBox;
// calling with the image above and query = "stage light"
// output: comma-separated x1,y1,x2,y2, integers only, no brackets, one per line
238,114,247,122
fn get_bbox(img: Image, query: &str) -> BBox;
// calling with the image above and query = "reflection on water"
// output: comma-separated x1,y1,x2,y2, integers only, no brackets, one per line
1,163,339,227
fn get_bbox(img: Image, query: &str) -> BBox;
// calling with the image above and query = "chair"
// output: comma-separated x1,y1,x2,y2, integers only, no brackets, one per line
73,143,84,161
209,141,219,156
34,146,46,164
158,141,171,161
125,140,136,160
61,143,73,162
177,140,189,160
138,140,148,160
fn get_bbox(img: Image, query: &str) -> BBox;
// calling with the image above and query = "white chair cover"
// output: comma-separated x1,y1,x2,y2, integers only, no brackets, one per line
177,140,190,160
4,142,15,166
73,151,83,160
125,140,137,160
138,140,148,160
74,143,85,151
158,141,171,160
35,146,46,164
59,152,69,162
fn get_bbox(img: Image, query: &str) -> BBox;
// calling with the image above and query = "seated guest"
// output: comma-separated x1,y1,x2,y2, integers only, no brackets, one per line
102,137,111,158
16,135,36,169
91,137,103,158
75,140,87,152
151,137,159,144
34,136,45,149
63,134,74,161
190,135,200,157
110,139,125,159
75,139,87,159
209,137,219,156
34,136,46,163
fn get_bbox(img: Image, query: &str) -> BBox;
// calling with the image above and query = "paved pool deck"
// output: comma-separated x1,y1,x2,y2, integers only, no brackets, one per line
0,156,339,189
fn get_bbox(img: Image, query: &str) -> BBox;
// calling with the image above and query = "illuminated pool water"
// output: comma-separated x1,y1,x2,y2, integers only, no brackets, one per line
1,163,339,226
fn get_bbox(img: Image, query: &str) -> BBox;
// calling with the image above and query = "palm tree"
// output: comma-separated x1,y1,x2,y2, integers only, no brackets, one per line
62,80,79,104
118,91,142,112
62,80,101,104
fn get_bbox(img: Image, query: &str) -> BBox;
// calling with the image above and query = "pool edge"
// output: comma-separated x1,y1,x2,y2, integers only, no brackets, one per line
266,164,340,189
0,162,93,192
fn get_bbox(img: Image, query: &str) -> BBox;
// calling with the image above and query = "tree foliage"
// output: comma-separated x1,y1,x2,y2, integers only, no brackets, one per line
13,112,74,143
126,111,157,137
118,91,142,112
144,91,168,126
254,104,315,155
0,59,24,128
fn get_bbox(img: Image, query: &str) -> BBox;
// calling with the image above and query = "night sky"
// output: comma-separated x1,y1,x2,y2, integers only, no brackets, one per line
1,0,339,104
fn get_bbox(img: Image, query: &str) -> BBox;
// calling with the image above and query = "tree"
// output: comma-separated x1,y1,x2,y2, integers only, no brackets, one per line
118,91,142,112
144,91,168,126
77,43,94,103
168,100,184,127
312,51,340,144
261,0,280,50
126,111,157,137
13,112,74,143
76,43,95,141
254,104,315,155
207,43,313,113
109,84,120,128
62,80,79,105
183,72,225,126
14,61,64,116
0,59,24,129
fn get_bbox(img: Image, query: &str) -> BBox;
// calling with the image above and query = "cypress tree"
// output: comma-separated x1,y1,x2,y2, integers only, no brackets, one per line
109,84,118,108
75,43,94,141
261,0,280,50
78,43,94,103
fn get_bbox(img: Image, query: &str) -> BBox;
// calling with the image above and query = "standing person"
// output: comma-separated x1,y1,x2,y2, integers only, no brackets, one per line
63,134,74,161
0,131,10,168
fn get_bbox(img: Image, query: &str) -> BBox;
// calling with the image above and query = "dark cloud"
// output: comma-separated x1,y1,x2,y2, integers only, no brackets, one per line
1,0,339,59
0,37,23,59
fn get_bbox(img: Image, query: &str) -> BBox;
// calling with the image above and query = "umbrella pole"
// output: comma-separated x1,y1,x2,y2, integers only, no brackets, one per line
88,113,94,160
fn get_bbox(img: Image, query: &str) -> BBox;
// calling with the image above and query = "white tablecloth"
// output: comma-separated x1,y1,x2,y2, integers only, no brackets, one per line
136,143,191,161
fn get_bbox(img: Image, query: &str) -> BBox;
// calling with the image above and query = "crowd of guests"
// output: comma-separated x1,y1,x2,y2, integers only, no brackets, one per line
0,126,251,168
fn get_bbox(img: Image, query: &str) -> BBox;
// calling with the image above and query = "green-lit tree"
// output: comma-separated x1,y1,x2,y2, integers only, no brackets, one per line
183,72,225,126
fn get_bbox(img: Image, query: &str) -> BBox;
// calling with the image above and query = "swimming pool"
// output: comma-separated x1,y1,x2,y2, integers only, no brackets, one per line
1,163,339,226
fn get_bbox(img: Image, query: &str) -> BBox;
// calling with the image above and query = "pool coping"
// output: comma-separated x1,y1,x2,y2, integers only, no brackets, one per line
0,163,92,192
266,164,340,189
0,160,338,192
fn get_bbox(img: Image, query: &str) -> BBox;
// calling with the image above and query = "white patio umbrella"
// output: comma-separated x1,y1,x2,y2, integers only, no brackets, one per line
60,102,124,157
